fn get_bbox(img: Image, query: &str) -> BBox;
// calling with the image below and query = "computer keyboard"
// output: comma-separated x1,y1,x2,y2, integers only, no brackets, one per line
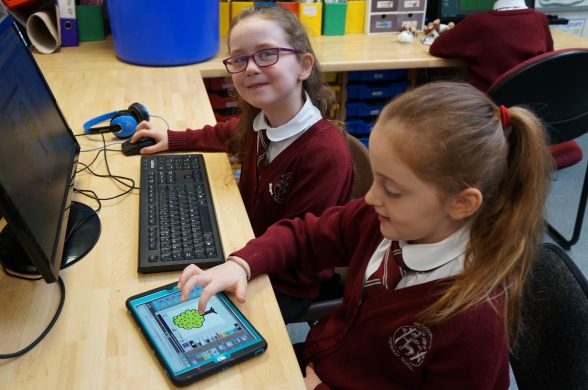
138,154,224,273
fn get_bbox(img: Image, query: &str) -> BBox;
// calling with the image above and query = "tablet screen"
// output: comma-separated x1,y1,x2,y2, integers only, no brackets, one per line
128,284,265,377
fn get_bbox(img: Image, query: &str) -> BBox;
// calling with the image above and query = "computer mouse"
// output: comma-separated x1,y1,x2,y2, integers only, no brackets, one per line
121,137,156,156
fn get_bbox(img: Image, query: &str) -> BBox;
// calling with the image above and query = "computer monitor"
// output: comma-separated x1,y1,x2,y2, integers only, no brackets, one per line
427,0,535,23
0,7,100,283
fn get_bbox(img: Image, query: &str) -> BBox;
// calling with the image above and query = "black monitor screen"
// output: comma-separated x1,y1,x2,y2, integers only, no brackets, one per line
0,11,80,282
429,0,534,22
441,0,495,18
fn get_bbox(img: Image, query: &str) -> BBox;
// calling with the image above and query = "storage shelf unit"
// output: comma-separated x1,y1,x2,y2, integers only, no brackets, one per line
345,69,409,147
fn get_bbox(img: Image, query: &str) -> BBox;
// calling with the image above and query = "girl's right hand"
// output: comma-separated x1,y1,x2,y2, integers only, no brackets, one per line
178,261,249,314
131,120,169,154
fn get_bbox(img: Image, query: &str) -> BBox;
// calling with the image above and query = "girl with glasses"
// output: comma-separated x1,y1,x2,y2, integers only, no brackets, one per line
131,5,353,323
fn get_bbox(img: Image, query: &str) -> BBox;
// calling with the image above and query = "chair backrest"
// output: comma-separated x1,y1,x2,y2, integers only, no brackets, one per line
487,49,588,144
510,243,588,389
346,134,373,199
290,136,372,324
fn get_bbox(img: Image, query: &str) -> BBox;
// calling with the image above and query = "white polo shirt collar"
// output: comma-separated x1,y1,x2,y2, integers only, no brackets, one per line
252,93,322,142
399,223,470,272
494,0,528,10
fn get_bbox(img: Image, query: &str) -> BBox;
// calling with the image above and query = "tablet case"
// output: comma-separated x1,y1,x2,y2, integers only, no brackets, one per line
126,283,267,386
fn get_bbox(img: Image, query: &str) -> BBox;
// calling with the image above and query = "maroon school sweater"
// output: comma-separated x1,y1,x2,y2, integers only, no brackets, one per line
429,9,553,92
234,198,510,389
167,118,353,298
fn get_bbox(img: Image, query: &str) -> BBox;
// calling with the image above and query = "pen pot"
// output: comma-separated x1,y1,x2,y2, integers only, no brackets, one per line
107,0,219,66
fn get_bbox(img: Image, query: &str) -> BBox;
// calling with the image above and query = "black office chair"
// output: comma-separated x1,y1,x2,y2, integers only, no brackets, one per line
291,134,373,324
510,243,588,389
487,48,588,250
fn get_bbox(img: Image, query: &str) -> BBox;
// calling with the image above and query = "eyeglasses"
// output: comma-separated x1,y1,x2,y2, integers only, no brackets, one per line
223,47,301,74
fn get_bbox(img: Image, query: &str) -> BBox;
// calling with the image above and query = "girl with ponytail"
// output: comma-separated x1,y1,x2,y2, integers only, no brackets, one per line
178,81,553,389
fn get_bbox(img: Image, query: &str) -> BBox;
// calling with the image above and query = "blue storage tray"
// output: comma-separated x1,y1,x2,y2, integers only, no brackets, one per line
348,69,408,82
346,102,359,117
346,101,386,117
347,80,408,100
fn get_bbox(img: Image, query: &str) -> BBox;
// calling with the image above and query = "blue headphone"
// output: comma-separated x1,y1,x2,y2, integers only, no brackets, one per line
83,103,149,139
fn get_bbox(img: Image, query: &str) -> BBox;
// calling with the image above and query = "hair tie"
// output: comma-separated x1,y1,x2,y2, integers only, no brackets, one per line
499,105,511,129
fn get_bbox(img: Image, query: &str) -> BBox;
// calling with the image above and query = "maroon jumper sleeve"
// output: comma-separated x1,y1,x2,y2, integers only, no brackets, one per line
232,198,367,279
429,18,475,59
167,117,240,152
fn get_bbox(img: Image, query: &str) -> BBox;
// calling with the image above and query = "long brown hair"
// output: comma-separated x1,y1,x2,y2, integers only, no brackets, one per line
377,81,553,348
225,5,336,160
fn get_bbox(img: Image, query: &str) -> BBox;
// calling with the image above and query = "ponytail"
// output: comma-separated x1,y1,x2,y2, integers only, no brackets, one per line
421,106,553,348
378,82,553,349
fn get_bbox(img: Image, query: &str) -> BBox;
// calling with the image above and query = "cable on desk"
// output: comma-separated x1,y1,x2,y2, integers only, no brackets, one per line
150,114,170,130
58,190,102,272
0,276,65,359
76,134,139,191
81,141,125,152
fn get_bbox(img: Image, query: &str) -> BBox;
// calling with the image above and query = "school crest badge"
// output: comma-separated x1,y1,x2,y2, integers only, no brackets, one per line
389,323,432,370
269,172,293,204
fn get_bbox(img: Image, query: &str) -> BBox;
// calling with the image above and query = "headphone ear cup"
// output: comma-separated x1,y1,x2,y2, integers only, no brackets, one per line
110,111,137,139
128,102,150,124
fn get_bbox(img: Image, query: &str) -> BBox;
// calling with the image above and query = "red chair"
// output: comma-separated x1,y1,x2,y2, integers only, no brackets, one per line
488,48,588,249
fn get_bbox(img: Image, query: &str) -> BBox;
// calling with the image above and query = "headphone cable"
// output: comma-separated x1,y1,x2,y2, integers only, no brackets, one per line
100,134,139,190
75,134,139,191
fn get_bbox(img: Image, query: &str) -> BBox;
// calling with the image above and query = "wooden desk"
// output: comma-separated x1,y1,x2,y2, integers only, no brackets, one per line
32,29,587,78
30,32,464,77
0,66,304,388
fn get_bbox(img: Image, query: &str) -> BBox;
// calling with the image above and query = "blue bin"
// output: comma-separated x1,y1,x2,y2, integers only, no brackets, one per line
107,1,219,66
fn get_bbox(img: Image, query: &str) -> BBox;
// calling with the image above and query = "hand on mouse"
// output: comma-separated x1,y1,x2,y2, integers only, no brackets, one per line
131,120,169,154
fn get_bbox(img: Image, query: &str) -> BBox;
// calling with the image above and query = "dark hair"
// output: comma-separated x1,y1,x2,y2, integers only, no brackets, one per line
226,6,336,160
377,81,553,348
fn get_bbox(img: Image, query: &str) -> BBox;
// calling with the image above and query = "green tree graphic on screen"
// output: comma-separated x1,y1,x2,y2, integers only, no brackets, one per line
173,307,217,330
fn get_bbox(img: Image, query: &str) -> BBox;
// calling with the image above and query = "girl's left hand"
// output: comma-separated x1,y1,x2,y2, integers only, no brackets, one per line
304,364,323,389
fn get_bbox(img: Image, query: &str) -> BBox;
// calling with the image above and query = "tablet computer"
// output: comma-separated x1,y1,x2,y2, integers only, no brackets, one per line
126,282,267,387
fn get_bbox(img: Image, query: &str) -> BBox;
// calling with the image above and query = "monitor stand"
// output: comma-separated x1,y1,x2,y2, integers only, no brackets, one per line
0,201,101,276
